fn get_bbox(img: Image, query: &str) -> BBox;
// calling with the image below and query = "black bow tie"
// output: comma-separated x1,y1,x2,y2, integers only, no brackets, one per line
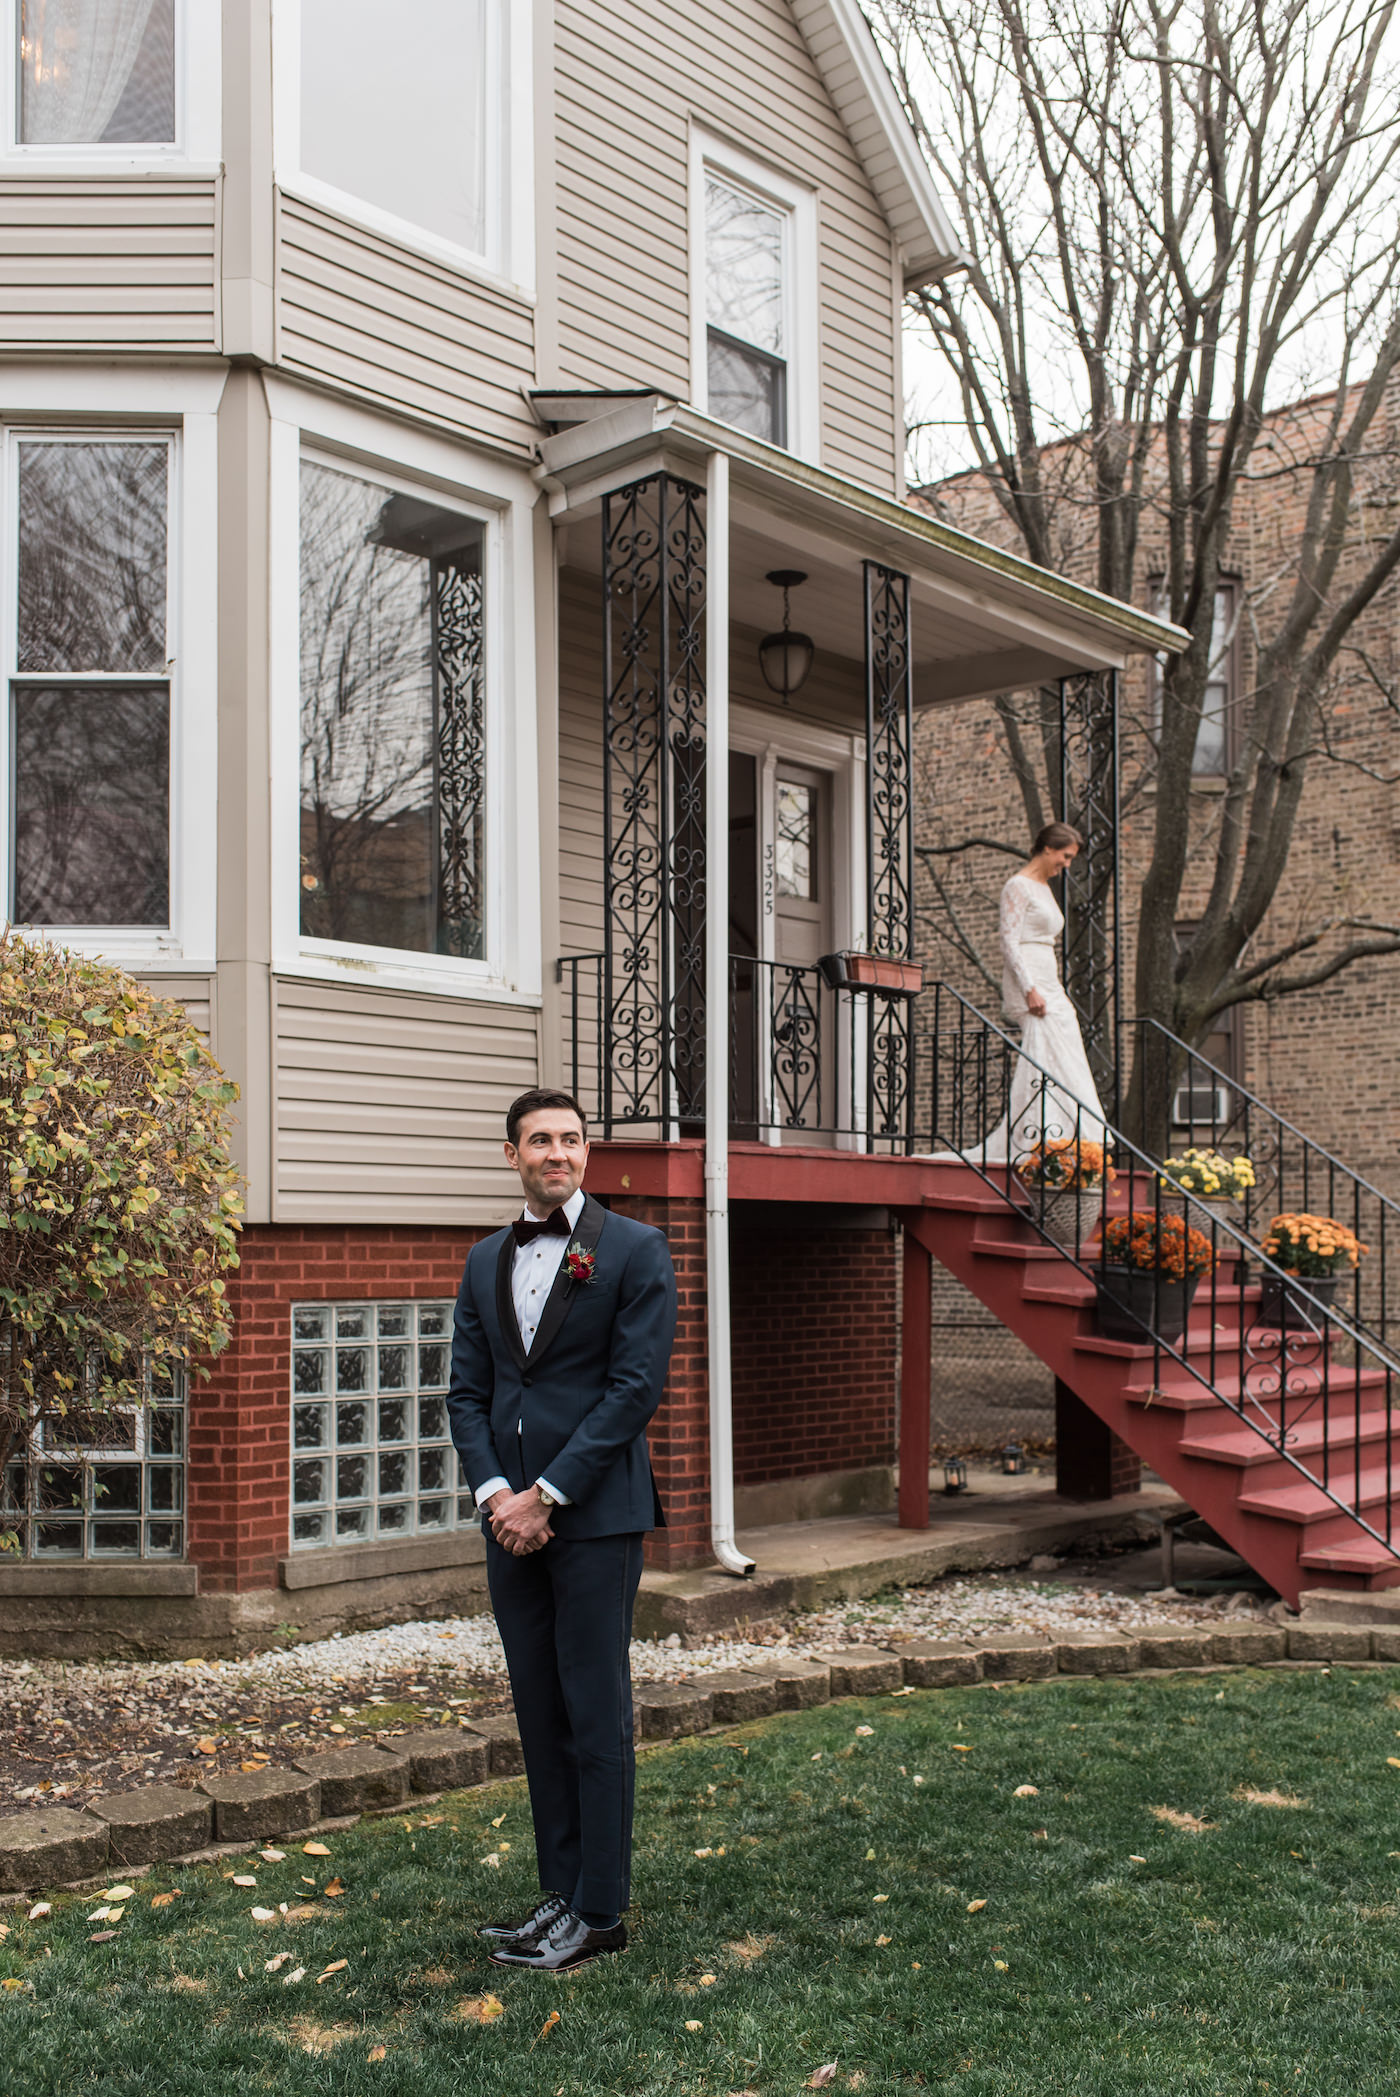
513,1208,573,1247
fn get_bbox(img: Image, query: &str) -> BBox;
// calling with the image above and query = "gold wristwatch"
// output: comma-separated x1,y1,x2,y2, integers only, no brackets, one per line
536,1482,560,1510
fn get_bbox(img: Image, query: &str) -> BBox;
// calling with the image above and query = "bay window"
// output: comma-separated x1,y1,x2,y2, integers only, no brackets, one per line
298,458,487,962
7,0,217,159
7,434,173,930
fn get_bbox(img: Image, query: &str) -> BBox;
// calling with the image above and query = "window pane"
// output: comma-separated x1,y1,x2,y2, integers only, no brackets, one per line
12,684,169,926
707,333,785,446
19,0,175,145
18,442,167,673
298,462,486,959
776,781,815,898
705,175,784,352
300,0,486,253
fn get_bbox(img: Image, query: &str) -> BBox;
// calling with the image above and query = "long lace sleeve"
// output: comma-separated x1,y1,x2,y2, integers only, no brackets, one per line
998,878,1037,999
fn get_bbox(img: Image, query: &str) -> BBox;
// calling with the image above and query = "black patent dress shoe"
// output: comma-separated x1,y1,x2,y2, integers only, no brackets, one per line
476,1893,570,1946
488,1907,628,1971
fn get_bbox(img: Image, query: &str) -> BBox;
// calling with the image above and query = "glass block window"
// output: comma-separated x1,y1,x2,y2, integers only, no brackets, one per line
289,1301,466,1549
1,1362,186,1559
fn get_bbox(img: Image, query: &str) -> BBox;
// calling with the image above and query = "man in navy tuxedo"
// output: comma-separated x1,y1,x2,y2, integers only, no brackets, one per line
447,1087,677,1971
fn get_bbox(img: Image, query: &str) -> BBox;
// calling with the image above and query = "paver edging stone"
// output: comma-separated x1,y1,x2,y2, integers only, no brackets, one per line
289,1744,410,1815
4,1623,1393,1895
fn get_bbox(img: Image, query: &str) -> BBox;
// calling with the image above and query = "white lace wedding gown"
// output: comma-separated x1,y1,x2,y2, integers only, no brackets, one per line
957,873,1107,1165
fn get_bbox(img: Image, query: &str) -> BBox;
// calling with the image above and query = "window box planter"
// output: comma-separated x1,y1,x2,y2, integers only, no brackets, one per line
818,952,924,997
1094,1265,1201,1346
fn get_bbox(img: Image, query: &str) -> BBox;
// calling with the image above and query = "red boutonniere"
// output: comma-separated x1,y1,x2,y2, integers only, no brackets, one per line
564,1244,596,1285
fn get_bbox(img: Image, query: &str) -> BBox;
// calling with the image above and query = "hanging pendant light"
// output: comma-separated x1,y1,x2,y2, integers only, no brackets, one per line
757,569,814,702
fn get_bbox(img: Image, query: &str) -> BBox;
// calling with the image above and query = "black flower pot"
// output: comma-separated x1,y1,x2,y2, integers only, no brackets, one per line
1094,1265,1201,1345
1258,1272,1343,1328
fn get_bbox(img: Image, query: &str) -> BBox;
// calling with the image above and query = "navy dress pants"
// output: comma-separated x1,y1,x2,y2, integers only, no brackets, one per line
485,1528,644,1918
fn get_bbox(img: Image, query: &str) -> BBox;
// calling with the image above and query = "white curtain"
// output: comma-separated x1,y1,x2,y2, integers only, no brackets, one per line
20,0,156,144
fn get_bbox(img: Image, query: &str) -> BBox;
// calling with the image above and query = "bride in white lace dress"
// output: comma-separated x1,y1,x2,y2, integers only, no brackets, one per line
963,822,1108,1164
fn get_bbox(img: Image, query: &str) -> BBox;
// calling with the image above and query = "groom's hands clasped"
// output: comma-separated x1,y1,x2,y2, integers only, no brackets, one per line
487,1486,554,1555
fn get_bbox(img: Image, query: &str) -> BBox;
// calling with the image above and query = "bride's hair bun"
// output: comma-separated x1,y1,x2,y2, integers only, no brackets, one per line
1032,820,1083,854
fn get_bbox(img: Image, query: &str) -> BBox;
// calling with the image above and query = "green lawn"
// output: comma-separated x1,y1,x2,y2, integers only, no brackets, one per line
5,1667,1400,2095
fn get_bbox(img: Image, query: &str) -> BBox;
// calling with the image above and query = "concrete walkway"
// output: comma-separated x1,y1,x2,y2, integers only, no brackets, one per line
634,1467,1183,1639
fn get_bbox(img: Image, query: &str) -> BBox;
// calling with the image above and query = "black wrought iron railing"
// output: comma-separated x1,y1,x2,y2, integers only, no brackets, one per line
1121,1017,1400,1367
556,951,918,1148
929,980,1400,1562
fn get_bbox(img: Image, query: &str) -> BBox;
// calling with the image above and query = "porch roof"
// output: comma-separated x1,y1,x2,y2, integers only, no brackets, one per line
532,396,1190,708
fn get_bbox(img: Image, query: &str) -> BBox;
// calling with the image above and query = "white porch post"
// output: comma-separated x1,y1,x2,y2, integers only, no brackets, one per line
704,449,753,1577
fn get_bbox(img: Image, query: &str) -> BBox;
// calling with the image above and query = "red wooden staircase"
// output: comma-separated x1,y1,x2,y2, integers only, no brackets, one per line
899,1164,1400,1607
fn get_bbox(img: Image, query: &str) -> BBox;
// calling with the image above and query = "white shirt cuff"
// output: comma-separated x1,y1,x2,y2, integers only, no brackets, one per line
474,1476,510,1508
536,1475,572,1506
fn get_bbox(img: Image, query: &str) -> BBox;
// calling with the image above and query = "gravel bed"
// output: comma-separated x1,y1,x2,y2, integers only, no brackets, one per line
0,1574,1269,1814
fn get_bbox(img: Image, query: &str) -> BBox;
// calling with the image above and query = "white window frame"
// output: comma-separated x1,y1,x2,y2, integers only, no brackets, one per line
689,126,820,464
0,371,220,971
0,0,219,168
270,0,534,299
265,378,541,1006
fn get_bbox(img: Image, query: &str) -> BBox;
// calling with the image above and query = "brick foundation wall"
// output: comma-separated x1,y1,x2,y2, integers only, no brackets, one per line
190,1227,484,1593
611,1194,710,1569
728,1209,898,1489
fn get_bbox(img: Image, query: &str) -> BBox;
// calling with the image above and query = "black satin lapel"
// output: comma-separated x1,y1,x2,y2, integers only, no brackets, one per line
495,1229,528,1370
526,1196,608,1367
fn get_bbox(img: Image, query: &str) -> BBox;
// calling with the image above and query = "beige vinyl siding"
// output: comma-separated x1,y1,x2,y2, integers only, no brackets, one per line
556,570,606,1108
274,193,537,457
140,975,215,1048
0,177,218,350
272,976,540,1224
554,0,898,490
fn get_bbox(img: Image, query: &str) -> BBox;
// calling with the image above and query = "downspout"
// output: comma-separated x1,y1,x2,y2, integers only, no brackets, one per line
704,448,754,1577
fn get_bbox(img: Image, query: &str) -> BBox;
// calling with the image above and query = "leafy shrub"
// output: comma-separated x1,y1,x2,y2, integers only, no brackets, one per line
0,931,243,1550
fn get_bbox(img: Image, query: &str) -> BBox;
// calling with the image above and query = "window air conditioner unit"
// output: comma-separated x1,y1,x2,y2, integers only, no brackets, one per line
1171,1082,1231,1126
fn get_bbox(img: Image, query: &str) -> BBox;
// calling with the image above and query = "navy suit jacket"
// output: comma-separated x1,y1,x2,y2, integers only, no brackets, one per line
446,1193,677,1539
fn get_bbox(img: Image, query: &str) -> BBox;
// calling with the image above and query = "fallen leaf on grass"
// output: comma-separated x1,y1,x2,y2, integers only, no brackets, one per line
993,1959,1009,1973
0,1926,8,1943
490,1814,507,1828
250,1907,278,1923
27,1905,50,1922
1129,1856,1146,1865
231,1875,257,1888
966,1900,987,1913
102,1887,135,1902
89,1930,117,1943
86,1908,112,1923
368,2044,387,2062
480,1852,501,1869
684,2020,704,2033
455,1993,505,2023
693,1847,714,1860
855,1725,874,1737
1013,1785,1039,1798
283,1968,307,1987
807,2065,839,2088
260,1850,286,1863
872,1895,888,1904
283,1905,321,1923
875,1934,891,1946
288,2017,356,2055
1,1978,30,1993
240,1761,270,1774
1235,1786,1309,1809
106,1907,125,1923
1032,1829,1047,1840
151,1892,180,1909
302,1843,331,1857
266,1953,292,1972
315,1960,349,1984
951,1745,973,1754
323,1879,345,1898
529,2010,561,2049
1150,1806,1216,1833
698,1973,716,1986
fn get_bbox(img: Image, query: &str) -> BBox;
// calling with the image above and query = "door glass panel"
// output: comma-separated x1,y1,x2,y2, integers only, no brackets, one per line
775,780,815,899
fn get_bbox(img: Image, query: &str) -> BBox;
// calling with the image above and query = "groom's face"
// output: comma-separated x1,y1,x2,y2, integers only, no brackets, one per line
506,1108,589,1213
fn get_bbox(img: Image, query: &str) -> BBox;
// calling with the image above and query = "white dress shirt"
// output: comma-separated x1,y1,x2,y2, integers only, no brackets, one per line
473,1186,585,1512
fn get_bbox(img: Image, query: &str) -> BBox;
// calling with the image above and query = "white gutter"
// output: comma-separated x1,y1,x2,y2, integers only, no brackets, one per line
703,449,753,1579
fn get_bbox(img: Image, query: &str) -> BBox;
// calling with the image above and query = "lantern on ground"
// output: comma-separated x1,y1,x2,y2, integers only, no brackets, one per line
1001,1441,1026,1476
943,1455,968,1495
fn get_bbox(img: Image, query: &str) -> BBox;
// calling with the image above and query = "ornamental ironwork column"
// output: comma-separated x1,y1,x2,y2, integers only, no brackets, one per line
1057,669,1121,1117
432,550,486,960
601,474,707,1134
863,560,916,1144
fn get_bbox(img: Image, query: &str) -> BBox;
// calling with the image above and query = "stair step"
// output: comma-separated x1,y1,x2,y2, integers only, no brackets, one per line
1177,1412,1396,1468
1237,1466,1400,1525
1299,1540,1400,1580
